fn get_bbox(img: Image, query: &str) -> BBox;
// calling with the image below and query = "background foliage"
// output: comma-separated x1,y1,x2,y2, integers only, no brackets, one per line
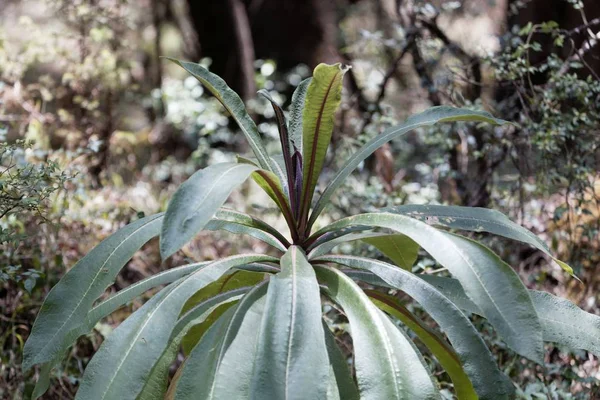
1,0,598,398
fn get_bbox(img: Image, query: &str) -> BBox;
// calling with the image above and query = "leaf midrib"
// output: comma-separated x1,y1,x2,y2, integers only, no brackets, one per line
301,71,339,222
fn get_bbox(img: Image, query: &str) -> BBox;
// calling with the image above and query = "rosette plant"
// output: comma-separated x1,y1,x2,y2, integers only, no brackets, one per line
24,60,600,400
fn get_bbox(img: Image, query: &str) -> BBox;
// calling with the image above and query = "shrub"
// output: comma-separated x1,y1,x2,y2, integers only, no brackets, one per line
24,61,600,399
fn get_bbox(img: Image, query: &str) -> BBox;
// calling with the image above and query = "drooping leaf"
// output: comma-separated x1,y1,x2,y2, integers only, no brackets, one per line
181,270,265,354
308,107,513,229
361,234,419,271
174,283,268,399
320,257,513,399
160,162,258,259
299,63,348,229
385,204,575,276
250,246,330,400
23,213,163,372
420,275,600,357
323,324,360,400
288,77,311,154
75,254,276,400
367,291,477,400
137,288,248,400
315,265,439,400
166,58,272,171
314,213,545,364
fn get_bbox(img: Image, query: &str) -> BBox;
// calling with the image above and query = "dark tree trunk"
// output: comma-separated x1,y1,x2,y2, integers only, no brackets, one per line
184,0,348,99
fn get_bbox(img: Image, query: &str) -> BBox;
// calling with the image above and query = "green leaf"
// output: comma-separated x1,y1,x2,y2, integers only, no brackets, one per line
166,58,272,171
320,256,513,399
323,324,360,400
75,254,276,400
137,288,248,400
174,282,268,399
250,246,329,399
23,213,163,372
181,270,265,354
173,307,237,399
361,234,419,271
210,284,269,399
367,291,477,400
315,265,439,400
385,204,575,276
314,213,545,364
308,107,513,229
420,275,600,357
300,63,348,229
250,169,299,241
289,77,311,154
160,162,258,259
207,208,290,250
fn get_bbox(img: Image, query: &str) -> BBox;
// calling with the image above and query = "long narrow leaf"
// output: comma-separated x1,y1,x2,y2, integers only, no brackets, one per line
180,270,265,354
308,107,512,229
210,284,269,399
250,169,299,241
420,275,600,356
367,291,477,400
75,254,276,400
288,78,311,154
385,204,575,276
23,213,163,372
323,324,360,400
299,64,348,231
137,288,248,400
319,256,513,399
208,208,290,250
174,282,268,399
250,246,329,399
315,265,439,400
160,162,258,259
314,213,545,364
166,58,273,171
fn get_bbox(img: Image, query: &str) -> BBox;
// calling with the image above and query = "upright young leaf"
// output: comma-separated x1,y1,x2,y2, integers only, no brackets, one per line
160,162,258,259
314,213,545,364
308,107,513,230
288,77,311,154
300,63,348,229
384,204,575,276
315,265,439,400
250,247,330,400
321,257,513,399
166,58,273,171
23,213,163,372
